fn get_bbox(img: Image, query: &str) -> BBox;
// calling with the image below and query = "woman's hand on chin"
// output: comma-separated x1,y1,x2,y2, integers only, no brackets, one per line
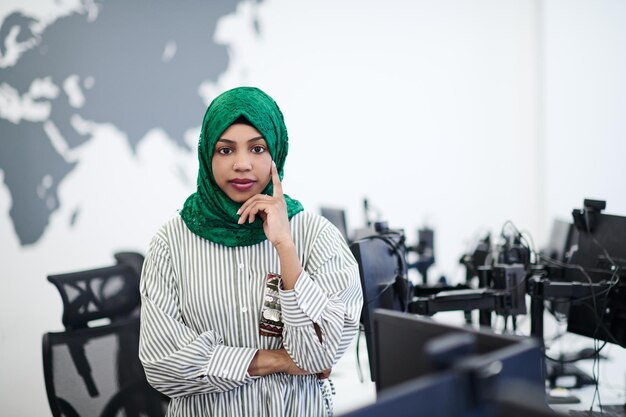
237,162,292,248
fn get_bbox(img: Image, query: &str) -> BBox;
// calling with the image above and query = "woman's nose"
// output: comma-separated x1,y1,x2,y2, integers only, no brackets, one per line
233,154,252,171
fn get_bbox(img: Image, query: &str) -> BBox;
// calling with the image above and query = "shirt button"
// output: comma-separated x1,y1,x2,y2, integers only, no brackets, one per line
238,263,244,270
241,306,248,313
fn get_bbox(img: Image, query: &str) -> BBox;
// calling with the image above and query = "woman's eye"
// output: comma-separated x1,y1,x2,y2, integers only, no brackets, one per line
218,147,233,155
251,145,266,154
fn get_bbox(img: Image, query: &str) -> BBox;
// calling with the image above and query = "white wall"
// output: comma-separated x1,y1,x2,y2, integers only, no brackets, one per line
0,0,624,415
542,0,626,234
239,0,542,282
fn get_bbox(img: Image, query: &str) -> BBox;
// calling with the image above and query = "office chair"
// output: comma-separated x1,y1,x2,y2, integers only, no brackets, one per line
42,252,167,417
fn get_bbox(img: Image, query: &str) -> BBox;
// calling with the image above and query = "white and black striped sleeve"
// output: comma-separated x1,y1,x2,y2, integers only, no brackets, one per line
280,222,363,373
138,235,258,398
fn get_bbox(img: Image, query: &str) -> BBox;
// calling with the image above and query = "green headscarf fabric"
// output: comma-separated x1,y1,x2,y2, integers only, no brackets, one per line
180,86,303,247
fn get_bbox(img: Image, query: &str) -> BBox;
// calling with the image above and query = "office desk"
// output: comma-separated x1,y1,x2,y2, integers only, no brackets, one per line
546,332,626,416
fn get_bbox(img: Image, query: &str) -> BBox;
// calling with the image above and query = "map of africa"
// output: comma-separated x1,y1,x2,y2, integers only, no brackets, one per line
0,0,253,245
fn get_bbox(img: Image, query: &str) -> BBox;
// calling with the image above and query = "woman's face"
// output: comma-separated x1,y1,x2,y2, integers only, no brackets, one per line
211,123,273,203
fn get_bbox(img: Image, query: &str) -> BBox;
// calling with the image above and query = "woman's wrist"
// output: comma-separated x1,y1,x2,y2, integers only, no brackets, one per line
248,349,285,376
273,237,295,253
274,240,302,290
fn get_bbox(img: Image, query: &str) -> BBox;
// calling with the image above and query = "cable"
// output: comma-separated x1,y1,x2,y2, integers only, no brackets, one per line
355,232,413,385
540,228,623,414
355,325,364,383
591,336,603,414
503,220,622,386
364,233,409,275
520,230,538,264
363,281,396,307
578,302,622,347
538,254,619,305
537,253,621,344
544,339,608,363
500,220,521,239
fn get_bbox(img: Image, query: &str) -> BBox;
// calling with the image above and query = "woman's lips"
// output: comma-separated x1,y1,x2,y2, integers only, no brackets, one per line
229,179,255,191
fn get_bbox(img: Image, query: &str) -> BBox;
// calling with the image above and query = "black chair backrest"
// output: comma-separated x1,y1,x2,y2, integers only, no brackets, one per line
43,317,165,417
46,253,143,330
43,252,168,417
114,252,145,282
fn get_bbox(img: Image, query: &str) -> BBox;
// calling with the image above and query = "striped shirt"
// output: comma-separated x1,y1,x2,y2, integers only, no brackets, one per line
139,211,363,417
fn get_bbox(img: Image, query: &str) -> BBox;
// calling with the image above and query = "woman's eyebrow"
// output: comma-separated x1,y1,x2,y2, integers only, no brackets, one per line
217,136,265,144
247,136,265,143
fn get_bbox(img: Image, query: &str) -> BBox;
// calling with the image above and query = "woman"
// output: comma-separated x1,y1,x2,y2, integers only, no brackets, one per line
139,86,363,417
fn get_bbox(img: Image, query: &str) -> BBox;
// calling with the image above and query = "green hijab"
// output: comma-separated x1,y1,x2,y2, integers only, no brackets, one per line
180,87,303,247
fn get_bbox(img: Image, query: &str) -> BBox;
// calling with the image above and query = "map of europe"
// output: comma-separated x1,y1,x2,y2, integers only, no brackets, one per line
0,0,251,245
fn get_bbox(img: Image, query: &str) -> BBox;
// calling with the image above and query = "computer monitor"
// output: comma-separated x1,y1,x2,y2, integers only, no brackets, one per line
350,236,408,381
347,309,550,417
565,209,626,347
340,375,558,417
320,207,349,242
340,371,466,417
372,309,546,395
543,219,577,263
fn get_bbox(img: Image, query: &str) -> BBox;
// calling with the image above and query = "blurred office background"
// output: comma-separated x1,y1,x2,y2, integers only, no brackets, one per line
0,0,624,415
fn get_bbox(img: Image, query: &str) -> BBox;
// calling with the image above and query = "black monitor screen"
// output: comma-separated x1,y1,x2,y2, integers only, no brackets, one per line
566,212,626,346
341,371,465,417
350,237,406,381
566,212,626,282
543,219,576,263
372,309,545,395
320,207,349,242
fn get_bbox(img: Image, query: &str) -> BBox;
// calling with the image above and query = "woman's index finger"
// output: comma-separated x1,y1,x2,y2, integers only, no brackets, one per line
271,161,283,198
